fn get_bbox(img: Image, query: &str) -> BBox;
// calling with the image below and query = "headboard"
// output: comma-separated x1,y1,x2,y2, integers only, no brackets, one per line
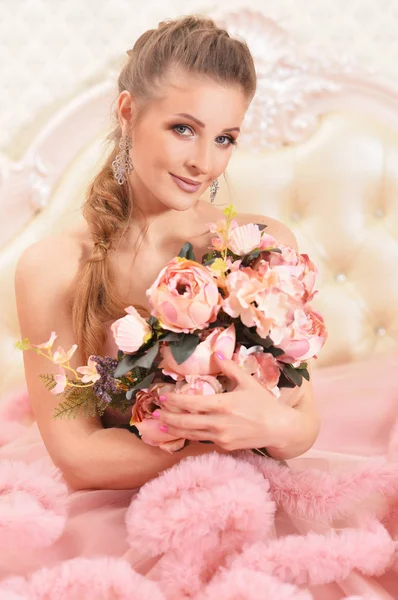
1,10,398,398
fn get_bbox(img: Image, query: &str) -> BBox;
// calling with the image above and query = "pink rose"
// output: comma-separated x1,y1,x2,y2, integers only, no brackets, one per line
233,346,281,396
278,308,327,364
131,383,186,453
159,325,236,379
111,306,152,353
146,258,221,333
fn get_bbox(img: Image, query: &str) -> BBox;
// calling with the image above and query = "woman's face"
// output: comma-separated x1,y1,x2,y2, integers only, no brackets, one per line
119,69,249,211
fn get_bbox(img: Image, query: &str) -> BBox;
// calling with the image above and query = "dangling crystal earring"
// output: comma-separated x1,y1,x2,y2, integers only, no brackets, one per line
210,178,219,203
112,135,133,185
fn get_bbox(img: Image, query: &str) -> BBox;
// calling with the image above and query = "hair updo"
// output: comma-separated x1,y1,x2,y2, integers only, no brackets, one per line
72,15,257,361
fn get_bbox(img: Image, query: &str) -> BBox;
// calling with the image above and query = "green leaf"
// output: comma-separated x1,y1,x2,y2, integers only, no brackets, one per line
126,372,155,400
282,364,303,387
169,334,200,365
114,342,159,378
297,361,308,370
53,386,102,419
132,342,159,369
301,368,310,381
161,333,181,343
114,355,137,378
241,327,274,349
15,338,31,351
266,346,285,358
201,250,220,266
241,249,261,267
39,373,57,392
178,242,196,261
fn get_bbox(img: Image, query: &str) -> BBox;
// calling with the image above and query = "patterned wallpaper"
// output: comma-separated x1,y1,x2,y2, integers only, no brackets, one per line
1,0,398,159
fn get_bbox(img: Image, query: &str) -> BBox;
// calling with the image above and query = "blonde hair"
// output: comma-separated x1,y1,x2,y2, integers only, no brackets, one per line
72,15,257,362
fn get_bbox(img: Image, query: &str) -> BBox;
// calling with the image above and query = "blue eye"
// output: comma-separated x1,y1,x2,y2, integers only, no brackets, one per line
172,124,237,148
173,125,193,136
216,135,236,147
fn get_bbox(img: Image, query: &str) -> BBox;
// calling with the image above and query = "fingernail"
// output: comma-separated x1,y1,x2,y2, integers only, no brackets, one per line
152,410,160,419
159,424,168,433
216,352,225,360
159,395,167,403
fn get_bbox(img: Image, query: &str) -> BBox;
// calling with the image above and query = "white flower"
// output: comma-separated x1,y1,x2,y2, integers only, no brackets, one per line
35,331,57,351
52,344,78,364
77,357,101,383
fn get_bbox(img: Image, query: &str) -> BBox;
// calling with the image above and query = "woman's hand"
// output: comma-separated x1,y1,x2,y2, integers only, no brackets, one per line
152,353,297,452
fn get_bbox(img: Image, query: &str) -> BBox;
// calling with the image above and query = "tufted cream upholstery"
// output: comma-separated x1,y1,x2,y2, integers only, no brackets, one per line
1,14,398,400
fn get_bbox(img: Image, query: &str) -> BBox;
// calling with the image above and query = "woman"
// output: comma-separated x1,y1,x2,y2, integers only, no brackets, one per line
0,15,396,599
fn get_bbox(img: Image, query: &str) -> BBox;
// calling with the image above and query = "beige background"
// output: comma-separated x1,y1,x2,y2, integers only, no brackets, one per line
1,0,398,159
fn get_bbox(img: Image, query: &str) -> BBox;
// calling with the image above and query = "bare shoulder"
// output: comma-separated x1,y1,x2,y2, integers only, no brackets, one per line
16,223,90,289
15,224,90,341
236,212,298,251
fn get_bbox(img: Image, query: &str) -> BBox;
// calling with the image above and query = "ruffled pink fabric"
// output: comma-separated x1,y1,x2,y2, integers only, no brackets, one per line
0,351,397,599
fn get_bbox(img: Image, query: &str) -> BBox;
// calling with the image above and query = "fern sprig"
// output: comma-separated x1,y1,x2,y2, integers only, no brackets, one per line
53,386,106,419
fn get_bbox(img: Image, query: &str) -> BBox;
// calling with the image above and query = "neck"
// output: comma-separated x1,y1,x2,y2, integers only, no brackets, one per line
120,172,206,250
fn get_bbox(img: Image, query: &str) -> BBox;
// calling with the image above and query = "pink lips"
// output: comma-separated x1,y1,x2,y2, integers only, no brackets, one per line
170,174,202,193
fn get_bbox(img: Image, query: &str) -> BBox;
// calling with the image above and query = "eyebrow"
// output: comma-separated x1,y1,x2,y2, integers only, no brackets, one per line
172,113,240,133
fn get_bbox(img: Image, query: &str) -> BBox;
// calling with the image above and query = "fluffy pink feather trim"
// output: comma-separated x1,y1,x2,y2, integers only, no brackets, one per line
0,459,67,554
229,518,395,587
0,557,165,600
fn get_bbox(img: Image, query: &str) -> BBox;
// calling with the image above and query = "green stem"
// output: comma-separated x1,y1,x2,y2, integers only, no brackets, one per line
34,349,82,382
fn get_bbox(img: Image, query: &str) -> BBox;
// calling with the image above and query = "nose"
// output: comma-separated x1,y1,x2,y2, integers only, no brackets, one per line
187,140,212,176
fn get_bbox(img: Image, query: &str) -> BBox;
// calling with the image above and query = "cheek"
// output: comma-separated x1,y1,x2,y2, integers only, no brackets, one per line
213,148,233,176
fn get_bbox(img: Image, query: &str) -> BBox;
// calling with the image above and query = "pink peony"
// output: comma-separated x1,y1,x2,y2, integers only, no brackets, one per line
159,325,236,380
111,306,152,353
223,268,285,339
146,258,221,333
233,346,281,396
254,245,318,303
278,308,327,364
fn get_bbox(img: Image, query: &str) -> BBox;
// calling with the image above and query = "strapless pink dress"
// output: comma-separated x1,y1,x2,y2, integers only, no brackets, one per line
0,334,397,599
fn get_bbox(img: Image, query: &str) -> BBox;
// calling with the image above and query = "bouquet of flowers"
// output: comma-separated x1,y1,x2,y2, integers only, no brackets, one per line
17,205,327,454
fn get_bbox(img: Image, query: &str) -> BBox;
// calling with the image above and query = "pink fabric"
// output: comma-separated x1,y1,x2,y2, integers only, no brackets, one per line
0,351,397,599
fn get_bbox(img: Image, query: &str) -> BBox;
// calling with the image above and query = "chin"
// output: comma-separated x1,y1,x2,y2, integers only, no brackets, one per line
160,190,201,211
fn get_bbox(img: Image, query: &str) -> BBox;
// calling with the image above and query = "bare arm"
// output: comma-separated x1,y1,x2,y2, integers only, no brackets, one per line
15,235,225,491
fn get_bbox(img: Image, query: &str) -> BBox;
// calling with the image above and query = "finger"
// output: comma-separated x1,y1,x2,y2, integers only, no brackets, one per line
213,353,257,387
157,423,216,443
154,408,218,433
160,391,228,414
